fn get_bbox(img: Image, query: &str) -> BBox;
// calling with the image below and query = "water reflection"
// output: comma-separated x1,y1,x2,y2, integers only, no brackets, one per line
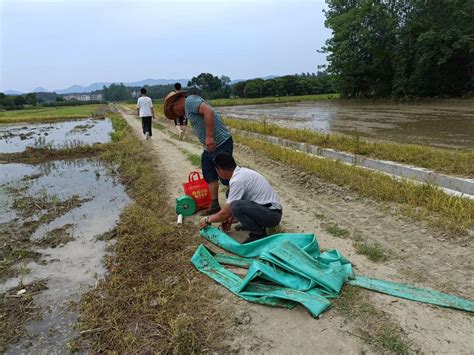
0,118,113,153
1,158,130,353
220,100,474,149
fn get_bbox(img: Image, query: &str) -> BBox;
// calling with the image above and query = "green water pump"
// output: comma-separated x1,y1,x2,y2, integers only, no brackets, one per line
176,195,197,217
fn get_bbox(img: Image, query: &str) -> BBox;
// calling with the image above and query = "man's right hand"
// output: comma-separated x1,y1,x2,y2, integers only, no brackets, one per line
206,137,216,152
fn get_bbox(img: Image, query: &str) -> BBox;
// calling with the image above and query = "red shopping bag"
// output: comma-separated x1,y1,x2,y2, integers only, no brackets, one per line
183,171,211,210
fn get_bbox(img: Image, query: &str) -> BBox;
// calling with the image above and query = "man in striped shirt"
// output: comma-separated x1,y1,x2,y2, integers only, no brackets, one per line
164,91,233,215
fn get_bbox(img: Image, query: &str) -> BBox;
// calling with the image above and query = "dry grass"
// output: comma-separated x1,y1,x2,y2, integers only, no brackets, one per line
235,135,473,234
0,281,48,353
0,145,105,164
225,118,474,177
72,112,228,353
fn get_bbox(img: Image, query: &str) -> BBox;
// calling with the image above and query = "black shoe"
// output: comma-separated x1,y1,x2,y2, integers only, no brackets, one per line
243,232,267,244
199,205,221,216
235,223,246,231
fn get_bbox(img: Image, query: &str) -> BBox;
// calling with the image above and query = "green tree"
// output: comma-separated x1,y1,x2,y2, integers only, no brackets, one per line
232,81,247,97
103,83,131,101
393,0,474,97
323,0,473,98
14,95,26,107
323,0,398,97
243,81,262,98
188,73,222,94
25,93,37,105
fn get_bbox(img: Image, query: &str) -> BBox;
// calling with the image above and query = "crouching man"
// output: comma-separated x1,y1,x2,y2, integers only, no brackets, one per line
199,153,282,244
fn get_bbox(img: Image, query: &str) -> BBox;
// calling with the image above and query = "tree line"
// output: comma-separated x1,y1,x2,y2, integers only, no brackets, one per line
323,0,473,98
0,93,37,110
100,73,335,102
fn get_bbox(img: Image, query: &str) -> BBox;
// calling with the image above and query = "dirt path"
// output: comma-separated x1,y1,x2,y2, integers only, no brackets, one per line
116,106,473,354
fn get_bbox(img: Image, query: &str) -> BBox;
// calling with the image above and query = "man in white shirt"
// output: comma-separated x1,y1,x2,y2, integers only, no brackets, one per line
136,87,155,140
199,153,283,243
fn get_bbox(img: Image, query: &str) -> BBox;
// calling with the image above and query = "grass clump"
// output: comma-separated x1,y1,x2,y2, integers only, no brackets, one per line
36,224,75,248
0,281,48,353
226,118,474,177
235,135,473,234
323,224,390,262
72,112,227,353
322,223,351,238
0,105,105,124
186,153,201,167
0,144,105,164
334,285,412,354
354,241,389,262
153,121,166,131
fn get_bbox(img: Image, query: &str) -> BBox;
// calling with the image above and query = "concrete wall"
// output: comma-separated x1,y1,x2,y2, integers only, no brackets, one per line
233,129,474,197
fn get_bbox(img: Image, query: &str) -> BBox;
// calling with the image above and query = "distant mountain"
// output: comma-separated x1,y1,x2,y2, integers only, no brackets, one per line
32,87,48,93
125,78,189,88
4,76,281,95
230,75,279,84
55,82,110,94
56,79,190,94
4,89,23,95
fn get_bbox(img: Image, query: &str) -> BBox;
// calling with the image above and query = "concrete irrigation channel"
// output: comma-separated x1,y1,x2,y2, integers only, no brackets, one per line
233,129,474,198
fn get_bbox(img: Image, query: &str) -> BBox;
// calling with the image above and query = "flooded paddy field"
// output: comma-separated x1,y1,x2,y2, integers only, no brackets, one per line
0,159,130,353
0,118,113,153
0,109,131,353
220,99,474,150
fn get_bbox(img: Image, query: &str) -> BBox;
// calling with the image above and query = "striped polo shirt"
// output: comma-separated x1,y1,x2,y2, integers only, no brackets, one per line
184,95,231,150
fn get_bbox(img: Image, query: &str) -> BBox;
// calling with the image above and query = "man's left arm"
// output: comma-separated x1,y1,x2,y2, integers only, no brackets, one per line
198,103,216,152
151,107,155,120
199,204,232,228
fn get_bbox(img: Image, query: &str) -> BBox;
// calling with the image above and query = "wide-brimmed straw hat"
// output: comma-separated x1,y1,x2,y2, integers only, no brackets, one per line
163,91,187,120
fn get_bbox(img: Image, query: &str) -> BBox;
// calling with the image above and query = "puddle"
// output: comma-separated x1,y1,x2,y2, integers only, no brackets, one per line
220,100,474,149
0,118,113,153
0,159,130,353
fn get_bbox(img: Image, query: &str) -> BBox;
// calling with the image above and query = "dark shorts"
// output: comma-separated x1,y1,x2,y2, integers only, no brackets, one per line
174,116,188,126
201,137,233,185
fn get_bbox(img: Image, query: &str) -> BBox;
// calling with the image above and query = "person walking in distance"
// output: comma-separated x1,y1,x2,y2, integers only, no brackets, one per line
136,87,155,140
173,83,188,140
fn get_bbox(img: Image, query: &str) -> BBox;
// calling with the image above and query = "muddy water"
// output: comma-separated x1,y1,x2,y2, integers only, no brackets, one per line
0,118,113,153
220,100,474,149
1,159,130,354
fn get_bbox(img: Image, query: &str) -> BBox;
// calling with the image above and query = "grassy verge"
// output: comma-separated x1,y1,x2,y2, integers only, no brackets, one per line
209,93,339,107
0,104,106,123
225,118,474,177
334,286,412,354
72,112,226,353
235,135,473,234
123,93,337,117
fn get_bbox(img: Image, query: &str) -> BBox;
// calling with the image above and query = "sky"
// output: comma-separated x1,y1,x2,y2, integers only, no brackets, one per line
0,0,331,92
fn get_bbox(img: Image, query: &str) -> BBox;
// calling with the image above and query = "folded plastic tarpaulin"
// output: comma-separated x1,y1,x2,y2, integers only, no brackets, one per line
192,226,474,316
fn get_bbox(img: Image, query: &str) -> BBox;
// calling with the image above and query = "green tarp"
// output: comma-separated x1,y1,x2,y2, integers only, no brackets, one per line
191,226,474,317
